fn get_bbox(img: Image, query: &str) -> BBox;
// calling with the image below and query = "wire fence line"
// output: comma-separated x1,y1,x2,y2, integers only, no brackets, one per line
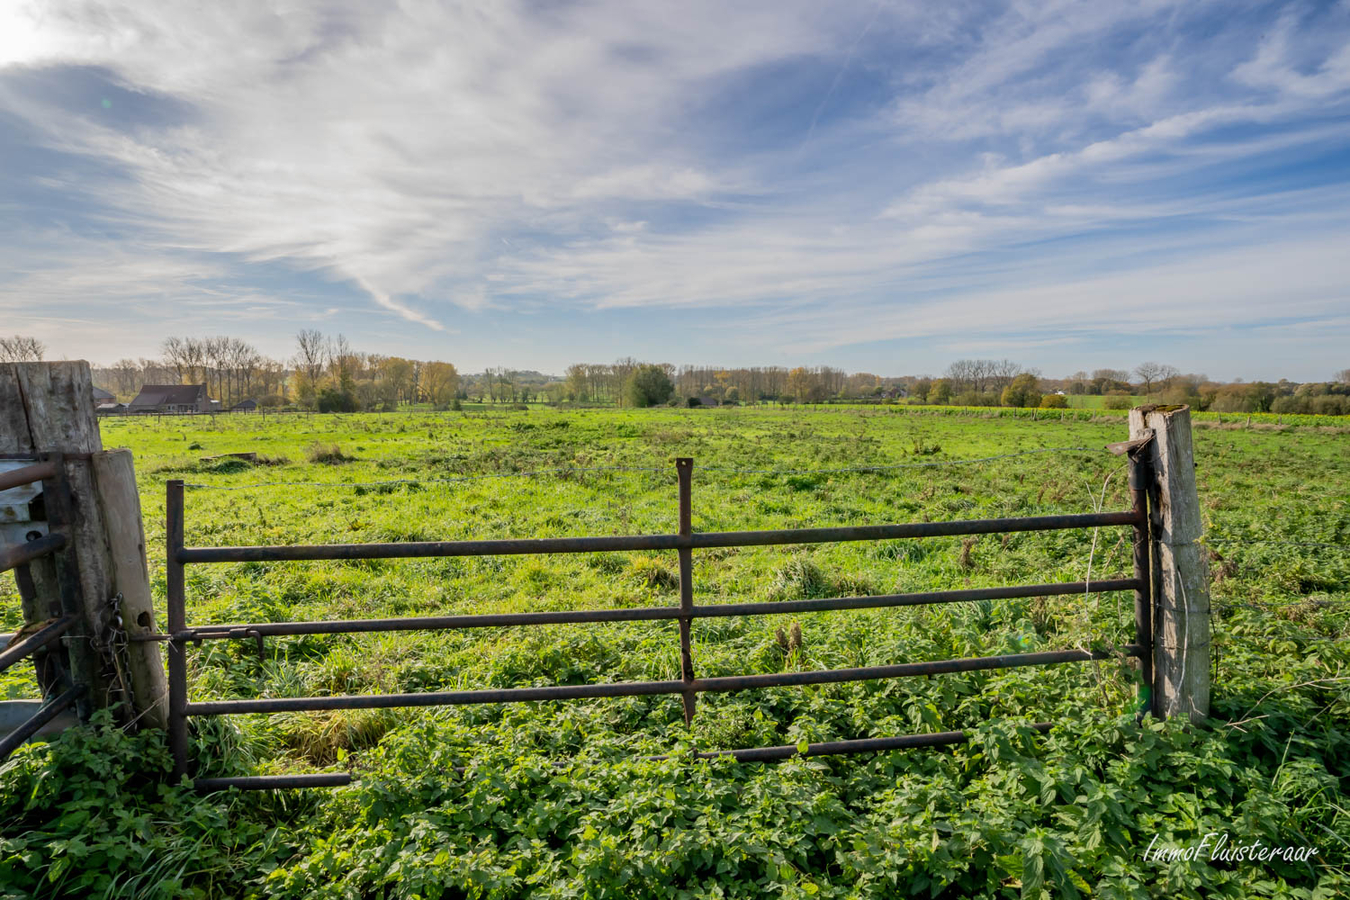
181,446,1108,492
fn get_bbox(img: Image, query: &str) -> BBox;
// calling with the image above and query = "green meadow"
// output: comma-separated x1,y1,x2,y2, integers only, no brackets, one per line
2,407,1347,898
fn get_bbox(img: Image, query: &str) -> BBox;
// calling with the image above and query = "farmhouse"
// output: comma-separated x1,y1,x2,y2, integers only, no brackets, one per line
231,398,258,411
127,383,215,414
92,386,115,405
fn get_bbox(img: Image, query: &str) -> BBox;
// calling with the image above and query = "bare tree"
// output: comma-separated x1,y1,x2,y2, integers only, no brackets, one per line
161,337,189,382
1335,368,1350,385
0,335,46,361
1134,362,1177,395
293,329,328,382
988,359,1022,393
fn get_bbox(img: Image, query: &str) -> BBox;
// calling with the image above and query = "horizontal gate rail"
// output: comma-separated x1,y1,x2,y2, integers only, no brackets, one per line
0,615,77,672
0,460,57,493
166,451,1156,789
185,647,1137,716
176,511,1140,564
189,722,1059,792
0,685,86,759
165,577,1143,641
0,531,67,574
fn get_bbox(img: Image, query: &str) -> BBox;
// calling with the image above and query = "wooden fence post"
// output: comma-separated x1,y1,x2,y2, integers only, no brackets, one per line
1129,404,1211,722
1,361,167,728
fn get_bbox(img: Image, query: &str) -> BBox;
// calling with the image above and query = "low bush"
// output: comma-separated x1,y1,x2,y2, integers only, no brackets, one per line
305,441,352,464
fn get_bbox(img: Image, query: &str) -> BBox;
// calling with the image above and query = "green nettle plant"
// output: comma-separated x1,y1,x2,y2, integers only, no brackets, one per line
1,407,1347,897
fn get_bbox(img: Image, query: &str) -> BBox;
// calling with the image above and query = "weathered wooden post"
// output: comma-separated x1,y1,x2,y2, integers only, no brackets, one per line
1,361,168,728
1129,405,1211,722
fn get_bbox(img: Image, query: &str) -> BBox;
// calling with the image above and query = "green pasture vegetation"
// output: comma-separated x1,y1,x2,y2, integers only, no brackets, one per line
2,407,1347,898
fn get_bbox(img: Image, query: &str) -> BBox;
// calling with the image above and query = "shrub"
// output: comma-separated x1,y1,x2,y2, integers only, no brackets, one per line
1000,373,1041,408
1039,393,1068,409
768,557,832,600
305,441,352,464
1103,394,1133,410
625,365,675,408
316,388,358,413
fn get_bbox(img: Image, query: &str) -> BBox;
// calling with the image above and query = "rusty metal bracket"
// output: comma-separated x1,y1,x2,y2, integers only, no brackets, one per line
1105,433,1154,457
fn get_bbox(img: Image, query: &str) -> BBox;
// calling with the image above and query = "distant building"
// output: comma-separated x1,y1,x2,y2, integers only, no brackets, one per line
96,402,126,415
231,399,258,411
128,384,214,414
92,386,115,405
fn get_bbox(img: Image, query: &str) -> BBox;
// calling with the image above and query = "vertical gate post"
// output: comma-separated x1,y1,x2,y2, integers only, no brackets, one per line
1129,405,1211,723
166,479,189,779
2,361,166,726
675,458,697,725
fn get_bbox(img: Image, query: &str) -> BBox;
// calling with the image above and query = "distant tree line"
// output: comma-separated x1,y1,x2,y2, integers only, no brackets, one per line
86,331,460,412
563,362,882,406
6,330,1349,416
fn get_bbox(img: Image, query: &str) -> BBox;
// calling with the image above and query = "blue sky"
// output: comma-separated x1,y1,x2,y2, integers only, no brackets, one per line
2,0,1349,379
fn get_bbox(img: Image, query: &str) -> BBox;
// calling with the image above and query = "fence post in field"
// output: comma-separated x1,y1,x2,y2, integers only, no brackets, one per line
1129,404,1211,723
0,361,168,729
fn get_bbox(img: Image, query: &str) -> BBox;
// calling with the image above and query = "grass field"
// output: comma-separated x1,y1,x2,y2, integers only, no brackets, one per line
1064,395,1147,409
2,406,1348,898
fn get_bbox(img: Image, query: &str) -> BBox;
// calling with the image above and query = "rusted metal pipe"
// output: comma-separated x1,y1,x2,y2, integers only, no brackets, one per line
676,458,697,726
0,684,85,761
0,615,76,672
167,577,1142,642
0,460,57,493
166,480,189,779
187,722,1056,791
0,531,66,574
175,511,1140,564
184,647,1133,716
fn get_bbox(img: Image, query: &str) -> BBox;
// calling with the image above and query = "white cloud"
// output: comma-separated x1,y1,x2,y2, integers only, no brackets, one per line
0,0,1348,375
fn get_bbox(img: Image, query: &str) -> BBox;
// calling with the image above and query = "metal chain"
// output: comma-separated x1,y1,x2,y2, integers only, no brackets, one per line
92,591,134,720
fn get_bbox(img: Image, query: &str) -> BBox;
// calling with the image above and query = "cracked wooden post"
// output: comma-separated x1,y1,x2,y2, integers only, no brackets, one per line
1,361,167,728
1129,404,1211,723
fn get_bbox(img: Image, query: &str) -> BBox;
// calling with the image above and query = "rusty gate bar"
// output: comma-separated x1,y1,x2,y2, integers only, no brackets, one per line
164,576,1143,641
0,460,58,493
164,449,1151,789
653,722,1055,763
184,647,1131,716
191,721,1060,792
0,684,86,759
167,479,189,779
0,615,77,671
676,458,697,725
0,456,88,761
0,531,67,574
190,721,1060,792
175,511,1140,564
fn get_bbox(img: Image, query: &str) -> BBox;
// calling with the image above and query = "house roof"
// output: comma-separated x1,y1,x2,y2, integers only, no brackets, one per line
129,384,208,407
92,386,114,401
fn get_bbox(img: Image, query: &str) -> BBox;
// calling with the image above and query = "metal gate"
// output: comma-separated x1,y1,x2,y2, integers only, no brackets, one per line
163,454,1155,790
0,457,89,760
